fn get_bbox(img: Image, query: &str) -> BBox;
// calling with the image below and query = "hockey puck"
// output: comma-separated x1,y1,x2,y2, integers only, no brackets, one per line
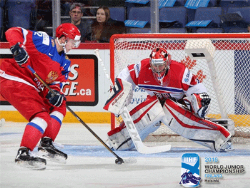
115,158,124,165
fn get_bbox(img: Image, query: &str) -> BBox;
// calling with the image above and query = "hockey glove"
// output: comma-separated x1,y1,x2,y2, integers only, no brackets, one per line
10,42,29,66
190,93,211,118
103,78,133,115
46,90,64,107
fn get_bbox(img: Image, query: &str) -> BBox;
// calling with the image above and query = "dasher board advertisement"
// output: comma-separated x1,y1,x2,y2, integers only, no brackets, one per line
0,54,98,106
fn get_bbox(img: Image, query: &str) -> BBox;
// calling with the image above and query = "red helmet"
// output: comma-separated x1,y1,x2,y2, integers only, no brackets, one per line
149,48,171,84
56,23,81,42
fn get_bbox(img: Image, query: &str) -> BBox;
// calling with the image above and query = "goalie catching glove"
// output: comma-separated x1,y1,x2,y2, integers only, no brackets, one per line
183,92,211,118
103,78,133,115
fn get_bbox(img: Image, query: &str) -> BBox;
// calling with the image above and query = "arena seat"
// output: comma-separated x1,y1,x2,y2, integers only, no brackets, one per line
160,28,187,33
128,28,151,33
196,28,224,33
128,7,151,23
174,0,186,6
6,0,36,29
109,7,126,22
227,7,250,24
220,0,250,8
221,6,250,32
194,7,223,28
159,7,187,28
228,27,248,33
208,0,218,7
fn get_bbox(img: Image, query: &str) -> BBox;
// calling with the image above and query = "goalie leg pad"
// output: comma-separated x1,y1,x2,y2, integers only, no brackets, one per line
107,121,133,150
210,119,235,136
161,99,231,152
209,118,235,151
107,96,165,150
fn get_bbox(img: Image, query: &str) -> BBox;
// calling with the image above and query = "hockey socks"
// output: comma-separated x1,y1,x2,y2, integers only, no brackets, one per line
42,111,64,141
20,117,47,151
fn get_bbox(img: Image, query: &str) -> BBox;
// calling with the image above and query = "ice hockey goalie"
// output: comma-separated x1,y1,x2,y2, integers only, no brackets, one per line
104,48,234,152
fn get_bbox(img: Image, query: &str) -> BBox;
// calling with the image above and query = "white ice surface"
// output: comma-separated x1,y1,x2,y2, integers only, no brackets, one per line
1,122,250,188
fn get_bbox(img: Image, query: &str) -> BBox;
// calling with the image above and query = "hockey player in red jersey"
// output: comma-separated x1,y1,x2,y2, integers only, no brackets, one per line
0,23,81,169
104,48,234,152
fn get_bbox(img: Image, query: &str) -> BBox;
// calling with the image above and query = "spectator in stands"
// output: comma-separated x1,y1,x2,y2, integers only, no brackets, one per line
248,24,250,32
63,3,92,42
86,6,126,43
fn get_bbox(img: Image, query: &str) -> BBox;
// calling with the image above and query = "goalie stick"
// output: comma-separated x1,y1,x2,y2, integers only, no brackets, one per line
95,49,171,154
27,65,127,165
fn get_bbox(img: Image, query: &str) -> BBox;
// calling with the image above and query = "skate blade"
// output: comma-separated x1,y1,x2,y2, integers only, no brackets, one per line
38,150,67,164
220,147,235,152
15,160,46,170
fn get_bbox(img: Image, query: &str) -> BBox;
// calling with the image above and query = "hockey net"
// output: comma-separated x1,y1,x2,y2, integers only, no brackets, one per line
110,33,250,143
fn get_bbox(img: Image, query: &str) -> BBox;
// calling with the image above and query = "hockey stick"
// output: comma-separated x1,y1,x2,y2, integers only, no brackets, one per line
95,49,171,154
27,65,125,164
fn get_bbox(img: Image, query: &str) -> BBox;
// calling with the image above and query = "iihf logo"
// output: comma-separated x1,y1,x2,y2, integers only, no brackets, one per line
180,153,201,187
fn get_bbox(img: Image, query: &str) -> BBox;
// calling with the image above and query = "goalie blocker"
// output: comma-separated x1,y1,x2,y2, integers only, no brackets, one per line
104,78,133,115
107,97,233,152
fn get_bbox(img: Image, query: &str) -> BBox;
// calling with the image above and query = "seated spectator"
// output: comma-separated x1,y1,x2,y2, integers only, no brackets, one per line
63,3,92,42
86,6,126,43
248,24,250,33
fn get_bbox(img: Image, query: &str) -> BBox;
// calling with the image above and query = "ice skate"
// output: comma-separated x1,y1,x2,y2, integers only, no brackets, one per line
38,137,67,164
15,147,46,170
220,138,234,152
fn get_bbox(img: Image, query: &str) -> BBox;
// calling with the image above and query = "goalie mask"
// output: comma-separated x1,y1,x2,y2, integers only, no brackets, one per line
150,48,171,85
56,23,81,52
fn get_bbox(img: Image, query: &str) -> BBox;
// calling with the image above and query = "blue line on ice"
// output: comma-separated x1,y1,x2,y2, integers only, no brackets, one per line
0,132,21,136
61,145,250,158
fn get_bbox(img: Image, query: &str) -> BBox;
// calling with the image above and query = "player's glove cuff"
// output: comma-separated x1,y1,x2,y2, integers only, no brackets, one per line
10,42,29,66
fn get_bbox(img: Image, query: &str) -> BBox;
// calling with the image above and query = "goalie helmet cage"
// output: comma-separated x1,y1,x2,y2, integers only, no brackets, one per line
109,33,250,143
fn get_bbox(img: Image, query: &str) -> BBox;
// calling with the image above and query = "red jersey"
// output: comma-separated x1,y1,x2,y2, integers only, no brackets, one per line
0,27,71,95
117,58,207,100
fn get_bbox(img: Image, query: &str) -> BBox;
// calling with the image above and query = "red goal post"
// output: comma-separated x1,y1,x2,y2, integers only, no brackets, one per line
109,33,250,140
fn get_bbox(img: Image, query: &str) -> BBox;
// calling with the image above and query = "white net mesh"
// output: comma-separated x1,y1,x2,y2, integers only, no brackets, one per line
110,34,250,142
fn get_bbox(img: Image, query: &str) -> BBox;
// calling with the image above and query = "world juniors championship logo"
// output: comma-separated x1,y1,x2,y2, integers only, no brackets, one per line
180,153,201,187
